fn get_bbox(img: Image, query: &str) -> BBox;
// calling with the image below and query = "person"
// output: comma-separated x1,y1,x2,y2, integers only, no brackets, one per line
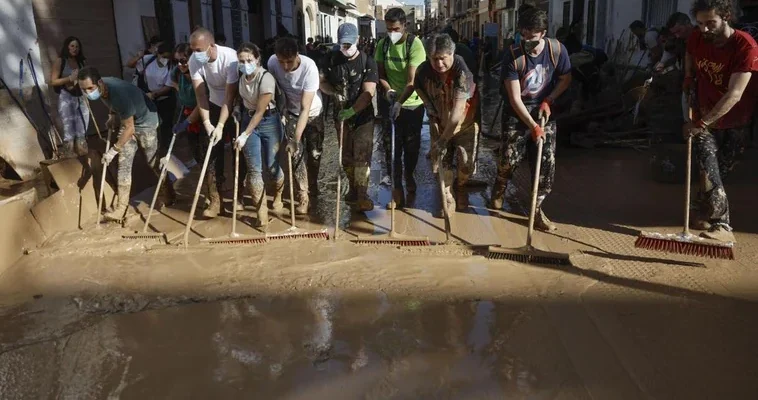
442,26,479,83
683,0,758,243
667,12,695,40
126,36,162,90
267,37,324,214
320,23,378,212
235,42,285,226
188,27,241,218
77,67,160,222
139,42,177,205
168,43,202,167
306,37,315,52
414,34,479,214
375,7,427,209
492,7,572,232
50,36,89,157
630,20,661,67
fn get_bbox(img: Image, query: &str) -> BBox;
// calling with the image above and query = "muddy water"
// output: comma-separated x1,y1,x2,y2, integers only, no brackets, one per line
0,292,588,399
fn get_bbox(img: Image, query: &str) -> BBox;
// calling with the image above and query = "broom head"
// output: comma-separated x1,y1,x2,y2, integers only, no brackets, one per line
635,231,734,260
352,232,431,247
267,227,330,241
201,234,268,245
122,232,168,244
487,245,571,265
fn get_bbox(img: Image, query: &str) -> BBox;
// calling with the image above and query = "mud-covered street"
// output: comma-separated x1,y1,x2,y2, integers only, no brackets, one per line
1,73,758,399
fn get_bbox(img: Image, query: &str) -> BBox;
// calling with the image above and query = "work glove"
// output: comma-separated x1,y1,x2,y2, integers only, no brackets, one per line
102,147,119,165
203,120,215,136
234,132,250,150
531,124,545,142
385,89,397,103
285,139,301,155
210,123,224,146
338,107,356,121
390,102,402,120
173,119,190,134
538,98,552,120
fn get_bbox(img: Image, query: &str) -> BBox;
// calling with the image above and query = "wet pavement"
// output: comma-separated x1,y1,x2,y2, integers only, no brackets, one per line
1,73,758,398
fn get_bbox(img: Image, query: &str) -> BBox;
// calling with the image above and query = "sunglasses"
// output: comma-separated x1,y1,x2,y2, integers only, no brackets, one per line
176,59,189,66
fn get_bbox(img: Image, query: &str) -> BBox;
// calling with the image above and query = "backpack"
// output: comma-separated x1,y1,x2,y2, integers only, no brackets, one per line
501,38,562,97
382,34,416,65
133,55,157,93
54,59,85,96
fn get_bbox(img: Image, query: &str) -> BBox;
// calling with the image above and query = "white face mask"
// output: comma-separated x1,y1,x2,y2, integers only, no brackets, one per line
340,44,358,58
158,57,169,66
389,32,403,44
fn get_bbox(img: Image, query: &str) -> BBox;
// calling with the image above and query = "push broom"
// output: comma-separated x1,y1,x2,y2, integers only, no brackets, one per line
201,115,267,245
352,116,431,246
635,110,734,260
487,118,571,265
182,120,219,249
266,143,329,241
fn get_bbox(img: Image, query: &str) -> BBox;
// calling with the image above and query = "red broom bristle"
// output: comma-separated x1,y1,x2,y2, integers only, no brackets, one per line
635,235,734,260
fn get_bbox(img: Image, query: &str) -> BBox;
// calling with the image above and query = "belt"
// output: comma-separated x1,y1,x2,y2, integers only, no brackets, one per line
247,108,277,117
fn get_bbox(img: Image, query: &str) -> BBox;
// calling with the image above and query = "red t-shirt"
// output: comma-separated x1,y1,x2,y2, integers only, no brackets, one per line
687,28,758,129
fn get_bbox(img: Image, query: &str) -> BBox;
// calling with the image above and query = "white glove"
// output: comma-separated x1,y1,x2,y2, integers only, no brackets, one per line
210,124,224,146
390,102,402,120
385,89,397,103
102,147,118,165
234,132,250,150
159,156,169,170
203,120,215,135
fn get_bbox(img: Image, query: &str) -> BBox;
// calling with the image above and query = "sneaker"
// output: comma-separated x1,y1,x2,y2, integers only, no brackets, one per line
700,225,736,243
534,209,557,232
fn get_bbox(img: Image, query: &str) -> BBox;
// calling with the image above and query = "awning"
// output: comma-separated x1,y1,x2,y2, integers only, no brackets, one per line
320,0,353,10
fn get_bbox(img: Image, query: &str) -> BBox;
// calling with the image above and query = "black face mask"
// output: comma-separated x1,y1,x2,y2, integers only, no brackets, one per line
523,39,541,52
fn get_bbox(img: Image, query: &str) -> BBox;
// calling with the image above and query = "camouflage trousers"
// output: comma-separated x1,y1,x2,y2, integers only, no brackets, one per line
114,125,159,208
693,126,748,229
283,115,325,200
341,120,374,190
494,120,557,209
430,122,479,188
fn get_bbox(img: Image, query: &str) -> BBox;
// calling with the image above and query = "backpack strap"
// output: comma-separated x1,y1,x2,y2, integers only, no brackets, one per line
405,34,415,63
509,43,527,78
546,38,562,69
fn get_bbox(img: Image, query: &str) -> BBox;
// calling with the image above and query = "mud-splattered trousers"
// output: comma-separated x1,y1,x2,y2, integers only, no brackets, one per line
116,123,159,207
58,89,90,155
382,105,425,188
494,114,557,210
430,120,479,198
693,126,748,229
341,120,375,194
283,114,325,201
241,109,284,208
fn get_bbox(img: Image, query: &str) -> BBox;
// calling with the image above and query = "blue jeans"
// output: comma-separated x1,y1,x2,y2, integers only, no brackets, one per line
242,110,284,188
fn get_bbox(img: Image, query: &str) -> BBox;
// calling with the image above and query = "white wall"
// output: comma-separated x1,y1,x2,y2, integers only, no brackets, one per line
201,0,215,31
172,0,192,44
0,0,45,90
112,0,156,78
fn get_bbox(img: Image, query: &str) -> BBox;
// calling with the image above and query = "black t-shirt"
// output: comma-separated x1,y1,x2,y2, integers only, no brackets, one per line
322,50,379,127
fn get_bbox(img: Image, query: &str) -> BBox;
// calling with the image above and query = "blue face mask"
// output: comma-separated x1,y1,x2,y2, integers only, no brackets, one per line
193,48,210,64
239,62,256,76
86,87,101,101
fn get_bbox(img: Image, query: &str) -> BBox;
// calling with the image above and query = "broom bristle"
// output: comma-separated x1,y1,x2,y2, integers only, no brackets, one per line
635,233,734,260
122,234,167,242
205,237,268,245
268,232,330,240
486,250,571,265
352,239,432,246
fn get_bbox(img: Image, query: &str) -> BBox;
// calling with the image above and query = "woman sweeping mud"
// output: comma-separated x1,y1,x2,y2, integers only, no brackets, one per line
50,36,89,157
169,43,203,167
235,42,285,227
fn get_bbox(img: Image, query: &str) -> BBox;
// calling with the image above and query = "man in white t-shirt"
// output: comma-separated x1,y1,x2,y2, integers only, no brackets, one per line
630,20,661,68
267,37,324,214
189,27,240,218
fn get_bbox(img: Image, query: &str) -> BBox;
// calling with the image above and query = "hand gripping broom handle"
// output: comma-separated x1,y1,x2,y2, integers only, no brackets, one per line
96,129,112,227
232,116,240,236
288,147,296,228
526,118,546,248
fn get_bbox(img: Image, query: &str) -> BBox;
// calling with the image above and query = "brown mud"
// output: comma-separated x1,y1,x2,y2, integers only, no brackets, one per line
1,74,757,398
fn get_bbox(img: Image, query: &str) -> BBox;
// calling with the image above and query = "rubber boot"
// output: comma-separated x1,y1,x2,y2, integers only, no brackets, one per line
534,208,557,232
307,162,320,198
251,181,268,227
269,178,285,212
202,174,221,218
700,224,736,243
454,183,469,211
344,167,357,203
103,184,130,222
74,137,89,157
159,178,177,208
355,186,374,212
61,140,75,158
405,173,417,194
489,179,506,210
295,191,310,215
441,170,456,216
387,186,405,210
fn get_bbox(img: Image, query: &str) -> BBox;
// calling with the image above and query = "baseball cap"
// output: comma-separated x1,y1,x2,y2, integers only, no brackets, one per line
338,23,359,45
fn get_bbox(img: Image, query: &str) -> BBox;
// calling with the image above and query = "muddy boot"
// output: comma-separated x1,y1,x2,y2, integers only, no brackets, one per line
405,173,417,194
60,140,76,158
295,191,310,215
251,182,268,227
534,209,557,232
103,185,130,222
354,184,374,212
489,181,506,210
269,178,285,212
202,175,221,218
700,224,736,243
690,217,712,231
159,179,177,208
386,186,405,210
454,184,469,211
74,137,89,157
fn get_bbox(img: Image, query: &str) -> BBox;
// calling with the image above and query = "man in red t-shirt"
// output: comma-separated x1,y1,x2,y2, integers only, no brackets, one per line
683,0,758,243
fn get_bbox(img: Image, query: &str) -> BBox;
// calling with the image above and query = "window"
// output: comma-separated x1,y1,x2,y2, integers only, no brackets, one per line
586,0,596,45
562,2,571,29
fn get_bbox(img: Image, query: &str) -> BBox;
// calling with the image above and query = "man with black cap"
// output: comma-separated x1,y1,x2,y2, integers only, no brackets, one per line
321,23,379,211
